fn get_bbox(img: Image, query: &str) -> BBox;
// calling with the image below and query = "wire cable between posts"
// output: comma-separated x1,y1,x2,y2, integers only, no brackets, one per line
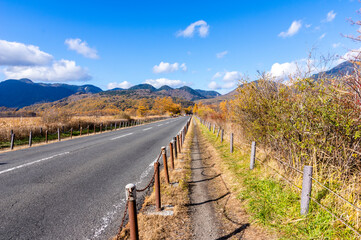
310,176,361,213
309,195,361,238
255,157,302,191
255,156,361,237
272,156,361,213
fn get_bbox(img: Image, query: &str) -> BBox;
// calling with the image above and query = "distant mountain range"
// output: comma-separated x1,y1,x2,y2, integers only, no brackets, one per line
0,61,353,109
0,79,102,108
104,84,220,101
0,79,220,108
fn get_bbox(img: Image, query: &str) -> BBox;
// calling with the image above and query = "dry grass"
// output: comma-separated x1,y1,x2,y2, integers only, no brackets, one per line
116,119,194,240
199,118,361,239
0,115,168,149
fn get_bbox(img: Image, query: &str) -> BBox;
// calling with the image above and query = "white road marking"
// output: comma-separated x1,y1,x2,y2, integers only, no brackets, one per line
0,152,70,175
92,198,126,239
143,127,152,131
157,124,163,127
110,133,133,140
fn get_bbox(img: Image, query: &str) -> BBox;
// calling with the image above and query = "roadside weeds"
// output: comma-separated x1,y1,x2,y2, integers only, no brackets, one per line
197,118,357,239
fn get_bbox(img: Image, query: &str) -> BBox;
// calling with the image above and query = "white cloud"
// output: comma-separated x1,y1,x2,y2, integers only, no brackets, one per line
305,24,312,28
326,10,336,22
223,71,242,82
212,72,223,80
65,38,99,59
216,50,228,59
210,70,242,90
144,78,186,88
269,62,299,79
153,62,179,73
332,43,341,48
208,81,221,90
336,48,361,64
0,40,53,66
176,20,209,38
278,20,302,38
107,81,133,89
223,81,237,89
180,63,187,71
319,33,326,40
3,59,91,82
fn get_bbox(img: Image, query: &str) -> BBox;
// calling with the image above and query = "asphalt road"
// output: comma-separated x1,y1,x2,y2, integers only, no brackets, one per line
0,116,190,240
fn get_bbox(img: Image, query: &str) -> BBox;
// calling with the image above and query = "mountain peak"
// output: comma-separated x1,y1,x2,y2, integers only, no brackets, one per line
129,83,157,91
157,85,173,91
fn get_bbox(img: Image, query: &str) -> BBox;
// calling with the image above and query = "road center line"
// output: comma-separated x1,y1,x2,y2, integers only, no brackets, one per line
157,124,163,127
143,127,152,131
110,133,133,140
0,152,70,175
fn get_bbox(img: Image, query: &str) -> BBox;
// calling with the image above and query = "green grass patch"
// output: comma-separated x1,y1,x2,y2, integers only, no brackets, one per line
196,119,357,240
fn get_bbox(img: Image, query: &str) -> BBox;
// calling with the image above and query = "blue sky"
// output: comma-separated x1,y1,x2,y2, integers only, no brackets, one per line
0,0,360,93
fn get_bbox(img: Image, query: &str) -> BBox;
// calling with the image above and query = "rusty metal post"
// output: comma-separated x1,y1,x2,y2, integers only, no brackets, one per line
177,134,181,153
70,128,73,139
125,184,139,240
154,162,161,211
45,130,48,143
58,128,61,141
162,147,170,184
29,131,32,147
180,131,183,148
169,142,175,170
173,137,178,159
10,133,15,150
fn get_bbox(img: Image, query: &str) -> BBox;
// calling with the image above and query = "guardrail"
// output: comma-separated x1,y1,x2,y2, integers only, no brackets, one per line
197,116,361,238
116,117,192,240
4,116,169,150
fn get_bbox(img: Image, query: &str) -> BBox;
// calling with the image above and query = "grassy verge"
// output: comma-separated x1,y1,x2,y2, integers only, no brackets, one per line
196,118,357,240
117,119,193,239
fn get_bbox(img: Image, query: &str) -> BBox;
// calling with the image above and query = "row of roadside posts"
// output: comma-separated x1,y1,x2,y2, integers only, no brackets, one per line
9,118,165,150
120,117,192,240
199,117,314,216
